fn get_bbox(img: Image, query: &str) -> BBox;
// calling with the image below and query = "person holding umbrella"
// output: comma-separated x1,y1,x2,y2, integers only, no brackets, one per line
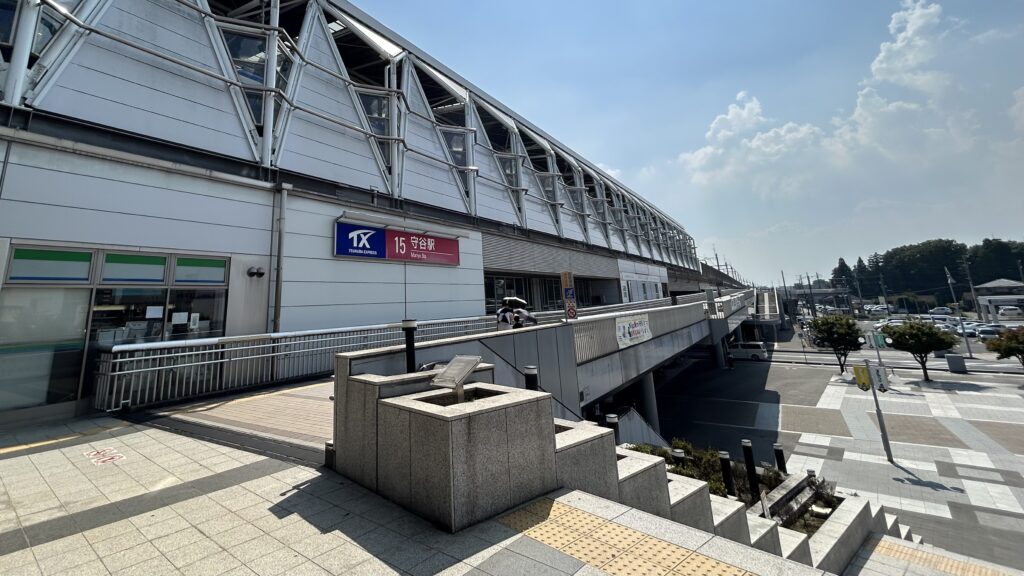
512,306,538,329
496,296,526,331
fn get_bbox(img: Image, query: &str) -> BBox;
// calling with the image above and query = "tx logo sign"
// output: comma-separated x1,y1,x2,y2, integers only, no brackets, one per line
348,229,376,248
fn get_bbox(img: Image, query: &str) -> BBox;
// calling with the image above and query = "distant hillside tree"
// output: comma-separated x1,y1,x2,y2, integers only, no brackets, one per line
831,258,854,286
967,239,1024,284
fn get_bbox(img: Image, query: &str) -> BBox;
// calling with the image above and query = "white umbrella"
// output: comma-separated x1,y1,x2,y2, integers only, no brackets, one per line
502,296,527,308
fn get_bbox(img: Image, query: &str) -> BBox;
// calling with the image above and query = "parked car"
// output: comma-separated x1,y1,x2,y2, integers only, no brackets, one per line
977,328,999,342
928,307,953,315
874,319,904,330
727,342,769,361
956,326,978,337
983,324,1008,333
997,306,1022,318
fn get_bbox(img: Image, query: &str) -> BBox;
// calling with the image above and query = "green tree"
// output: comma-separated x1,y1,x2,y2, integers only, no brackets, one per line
883,321,958,382
985,327,1024,369
967,239,1024,285
809,315,862,373
831,258,854,286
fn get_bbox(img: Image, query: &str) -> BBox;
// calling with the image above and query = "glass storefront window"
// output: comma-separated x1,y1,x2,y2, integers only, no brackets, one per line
165,289,226,341
102,253,166,283
8,247,92,283
174,257,226,284
0,287,90,410
90,288,168,347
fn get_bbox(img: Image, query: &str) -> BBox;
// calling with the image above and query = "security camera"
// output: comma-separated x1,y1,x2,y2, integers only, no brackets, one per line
247,267,267,278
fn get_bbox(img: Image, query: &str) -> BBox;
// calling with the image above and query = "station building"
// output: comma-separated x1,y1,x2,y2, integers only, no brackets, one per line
0,0,736,420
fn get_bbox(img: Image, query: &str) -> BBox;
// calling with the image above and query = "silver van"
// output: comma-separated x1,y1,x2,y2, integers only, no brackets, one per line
727,342,769,361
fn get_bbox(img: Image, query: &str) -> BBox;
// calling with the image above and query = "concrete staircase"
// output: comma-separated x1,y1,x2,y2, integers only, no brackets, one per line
553,417,930,574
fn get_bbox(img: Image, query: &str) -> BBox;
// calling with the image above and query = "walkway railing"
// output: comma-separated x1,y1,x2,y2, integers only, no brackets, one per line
92,295,709,411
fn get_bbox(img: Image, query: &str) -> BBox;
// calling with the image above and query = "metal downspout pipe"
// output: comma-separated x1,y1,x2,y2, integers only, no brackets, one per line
272,183,291,332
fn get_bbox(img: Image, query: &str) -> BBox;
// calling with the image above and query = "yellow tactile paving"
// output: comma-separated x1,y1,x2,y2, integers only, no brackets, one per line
672,553,747,576
524,520,586,549
496,508,545,532
502,498,753,576
551,508,609,533
563,536,624,566
866,537,1011,576
630,536,694,570
603,553,670,576
590,521,648,549
518,498,574,520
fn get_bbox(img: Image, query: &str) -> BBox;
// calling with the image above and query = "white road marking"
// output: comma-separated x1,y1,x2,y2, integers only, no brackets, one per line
816,385,848,410
925,394,961,418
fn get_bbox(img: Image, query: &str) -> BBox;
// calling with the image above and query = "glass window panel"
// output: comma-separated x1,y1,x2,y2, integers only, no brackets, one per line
243,89,263,125
276,49,292,91
441,131,466,166
32,1,78,54
165,289,226,341
223,30,267,86
174,257,227,284
0,0,16,44
358,92,389,135
101,253,166,283
0,287,90,410
8,248,92,282
90,288,168,346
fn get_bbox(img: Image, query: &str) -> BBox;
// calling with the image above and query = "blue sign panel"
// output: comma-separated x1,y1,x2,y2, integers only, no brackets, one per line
335,222,386,259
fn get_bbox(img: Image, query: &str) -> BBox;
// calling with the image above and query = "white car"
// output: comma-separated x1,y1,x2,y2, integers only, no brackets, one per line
727,342,769,361
874,319,904,330
984,324,1008,333
957,326,978,337
928,307,953,315
997,306,1022,318
977,328,999,342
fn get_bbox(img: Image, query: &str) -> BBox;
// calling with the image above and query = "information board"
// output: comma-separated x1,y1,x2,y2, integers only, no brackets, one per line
334,222,459,266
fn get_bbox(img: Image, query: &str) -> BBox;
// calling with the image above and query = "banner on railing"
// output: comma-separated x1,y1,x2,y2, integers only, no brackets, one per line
615,313,652,349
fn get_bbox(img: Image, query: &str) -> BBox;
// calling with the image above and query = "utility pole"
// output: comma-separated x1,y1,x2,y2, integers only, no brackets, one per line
879,272,890,318
806,272,817,318
945,266,974,358
962,256,982,322
714,252,723,297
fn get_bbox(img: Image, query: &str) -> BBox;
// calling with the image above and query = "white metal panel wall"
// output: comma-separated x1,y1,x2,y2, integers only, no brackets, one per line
32,0,256,161
519,170,558,236
469,106,519,224
482,233,618,278
276,10,388,193
557,191,587,242
0,142,274,255
586,219,609,249
279,196,484,330
401,74,466,213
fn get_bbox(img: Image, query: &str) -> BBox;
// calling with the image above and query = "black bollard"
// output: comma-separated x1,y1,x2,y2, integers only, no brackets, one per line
524,366,539,391
401,319,417,373
718,451,736,496
773,443,787,475
606,414,620,444
742,439,759,503
671,294,679,306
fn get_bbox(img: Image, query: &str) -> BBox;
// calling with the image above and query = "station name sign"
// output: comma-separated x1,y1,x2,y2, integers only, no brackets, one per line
334,221,460,266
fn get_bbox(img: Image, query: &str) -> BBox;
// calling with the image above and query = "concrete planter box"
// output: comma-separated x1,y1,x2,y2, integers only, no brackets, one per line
377,383,556,532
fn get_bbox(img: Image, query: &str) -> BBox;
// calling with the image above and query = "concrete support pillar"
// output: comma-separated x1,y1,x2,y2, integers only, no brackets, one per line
640,372,660,435
713,338,726,369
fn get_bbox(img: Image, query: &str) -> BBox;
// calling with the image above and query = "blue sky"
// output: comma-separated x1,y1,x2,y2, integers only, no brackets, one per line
356,0,1024,284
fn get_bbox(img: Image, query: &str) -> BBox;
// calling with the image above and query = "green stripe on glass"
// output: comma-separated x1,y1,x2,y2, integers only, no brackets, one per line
176,258,226,268
13,248,92,262
105,254,166,266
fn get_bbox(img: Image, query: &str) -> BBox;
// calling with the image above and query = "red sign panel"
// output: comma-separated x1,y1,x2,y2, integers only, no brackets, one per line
385,229,460,265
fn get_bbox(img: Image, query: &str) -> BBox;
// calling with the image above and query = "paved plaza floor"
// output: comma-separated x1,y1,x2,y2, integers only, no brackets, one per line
0,416,826,576
658,362,1024,571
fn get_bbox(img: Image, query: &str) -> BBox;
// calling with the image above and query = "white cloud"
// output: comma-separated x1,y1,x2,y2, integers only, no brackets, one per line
1011,87,1024,131
664,0,1023,282
869,0,950,96
596,163,621,178
970,26,1022,44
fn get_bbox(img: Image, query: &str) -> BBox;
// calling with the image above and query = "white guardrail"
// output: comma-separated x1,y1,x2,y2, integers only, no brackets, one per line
93,291,752,411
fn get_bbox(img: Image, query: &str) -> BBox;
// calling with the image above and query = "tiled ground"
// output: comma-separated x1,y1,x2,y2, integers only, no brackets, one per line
0,415,831,576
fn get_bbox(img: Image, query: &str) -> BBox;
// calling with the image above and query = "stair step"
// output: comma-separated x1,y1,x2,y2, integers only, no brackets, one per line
665,472,715,533
553,419,619,501
777,526,812,566
708,494,751,545
746,514,782,556
615,447,670,518
884,513,900,537
898,523,913,541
